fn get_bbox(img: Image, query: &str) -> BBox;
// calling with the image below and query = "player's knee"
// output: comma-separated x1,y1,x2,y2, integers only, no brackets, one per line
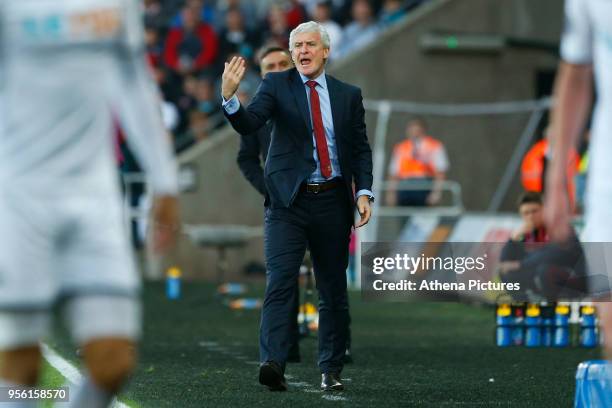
83,339,137,393
0,346,42,386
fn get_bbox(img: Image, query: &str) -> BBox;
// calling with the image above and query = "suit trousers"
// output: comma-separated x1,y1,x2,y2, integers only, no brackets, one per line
260,182,352,374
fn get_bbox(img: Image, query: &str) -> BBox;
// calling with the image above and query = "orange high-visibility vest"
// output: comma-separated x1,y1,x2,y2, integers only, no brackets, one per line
392,136,443,179
520,139,579,200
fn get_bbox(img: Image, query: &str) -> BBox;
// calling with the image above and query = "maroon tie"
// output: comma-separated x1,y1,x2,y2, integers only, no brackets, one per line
306,80,332,179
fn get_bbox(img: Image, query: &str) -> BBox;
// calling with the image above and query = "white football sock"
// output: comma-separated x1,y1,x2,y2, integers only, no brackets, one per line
62,376,113,408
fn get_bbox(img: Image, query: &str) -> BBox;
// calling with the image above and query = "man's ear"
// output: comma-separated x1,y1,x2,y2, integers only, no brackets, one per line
323,47,330,60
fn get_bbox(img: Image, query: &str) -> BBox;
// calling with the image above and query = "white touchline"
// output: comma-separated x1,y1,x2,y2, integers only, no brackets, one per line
322,395,348,402
197,339,350,402
40,343,130,408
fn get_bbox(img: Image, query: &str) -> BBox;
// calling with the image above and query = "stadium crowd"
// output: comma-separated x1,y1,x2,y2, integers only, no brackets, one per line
140,0,429,152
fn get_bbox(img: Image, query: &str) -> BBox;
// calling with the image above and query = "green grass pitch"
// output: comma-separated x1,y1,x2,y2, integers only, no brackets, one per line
42,282,599,407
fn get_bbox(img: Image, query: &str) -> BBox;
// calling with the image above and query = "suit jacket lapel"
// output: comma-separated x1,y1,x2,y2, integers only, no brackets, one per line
289,69,312,134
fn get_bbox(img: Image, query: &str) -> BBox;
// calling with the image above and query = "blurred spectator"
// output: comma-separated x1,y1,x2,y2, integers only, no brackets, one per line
216,0,260,31
161,97,180,133
163,5,219,76
511,192,549,243
143,0,165,28
263,3,291,47
301,0,348,18
386,118,449,206
145,26,163,67
172,74,198,132
313,1,343,59
151,65,181,104
170,0,217,28
379,0,406,27
189,110,210,142
193,77,221,116
498,192,549,283
286,0,308,29
520,125,579,208
193,76,225,130
176,111,210,152
337,0,380,58
217,7,261,70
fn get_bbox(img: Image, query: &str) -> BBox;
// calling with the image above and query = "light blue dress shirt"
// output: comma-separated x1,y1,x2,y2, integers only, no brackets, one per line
223,71,373,201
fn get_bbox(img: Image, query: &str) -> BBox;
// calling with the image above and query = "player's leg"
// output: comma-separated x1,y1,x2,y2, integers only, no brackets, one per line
0,314,48,386
58,195,141,407
0,312,50,408
64,295,141,408
0,196,55,394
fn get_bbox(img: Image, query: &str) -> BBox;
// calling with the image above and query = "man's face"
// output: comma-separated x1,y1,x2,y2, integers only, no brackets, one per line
353,0,372,23
519,202,544,229
407,122,425,139
260,51,292,77
291,31,329,79
182,7,199,31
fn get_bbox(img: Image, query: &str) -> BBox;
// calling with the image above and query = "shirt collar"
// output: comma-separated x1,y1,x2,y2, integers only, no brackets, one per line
298,70,327,90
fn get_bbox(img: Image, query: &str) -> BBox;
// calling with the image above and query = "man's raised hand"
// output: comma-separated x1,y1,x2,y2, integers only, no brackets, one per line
222,56,246,101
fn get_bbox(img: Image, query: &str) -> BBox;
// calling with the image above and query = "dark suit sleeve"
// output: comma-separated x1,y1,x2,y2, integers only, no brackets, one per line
350,88,373,192
237,131,266,195
225,74,276,135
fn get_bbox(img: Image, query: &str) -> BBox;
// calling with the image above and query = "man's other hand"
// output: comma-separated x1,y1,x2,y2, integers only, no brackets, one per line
355,195,372,228
222,56,246,101
151,195,180,253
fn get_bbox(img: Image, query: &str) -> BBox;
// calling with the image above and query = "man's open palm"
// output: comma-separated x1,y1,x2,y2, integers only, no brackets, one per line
222,56,246,101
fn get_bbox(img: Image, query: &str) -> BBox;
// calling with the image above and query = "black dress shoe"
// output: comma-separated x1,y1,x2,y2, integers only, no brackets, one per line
259,361,287,391
343,347,353,364
321,372,344,391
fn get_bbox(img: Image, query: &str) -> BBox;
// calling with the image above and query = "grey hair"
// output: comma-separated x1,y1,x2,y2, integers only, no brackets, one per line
288,21,331,52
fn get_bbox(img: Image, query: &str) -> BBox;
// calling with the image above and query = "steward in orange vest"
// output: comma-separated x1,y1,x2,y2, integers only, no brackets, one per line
387,118,449,206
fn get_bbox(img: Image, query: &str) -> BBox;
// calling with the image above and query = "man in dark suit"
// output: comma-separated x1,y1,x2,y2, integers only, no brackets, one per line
236,46,302,363
222,21,373,392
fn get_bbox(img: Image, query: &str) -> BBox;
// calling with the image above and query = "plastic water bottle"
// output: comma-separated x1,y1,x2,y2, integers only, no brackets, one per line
217,283,247,296
512,304,525,346
574,360,612,407
166,266,182,300
541,304,554,347
228,298,262,310
496,304,513,347
580,305,598,348
554,303,570,347
525,304,542,347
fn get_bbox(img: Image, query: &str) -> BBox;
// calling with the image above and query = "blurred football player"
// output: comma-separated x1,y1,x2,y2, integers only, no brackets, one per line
0,1,179,407
545,0,612,358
